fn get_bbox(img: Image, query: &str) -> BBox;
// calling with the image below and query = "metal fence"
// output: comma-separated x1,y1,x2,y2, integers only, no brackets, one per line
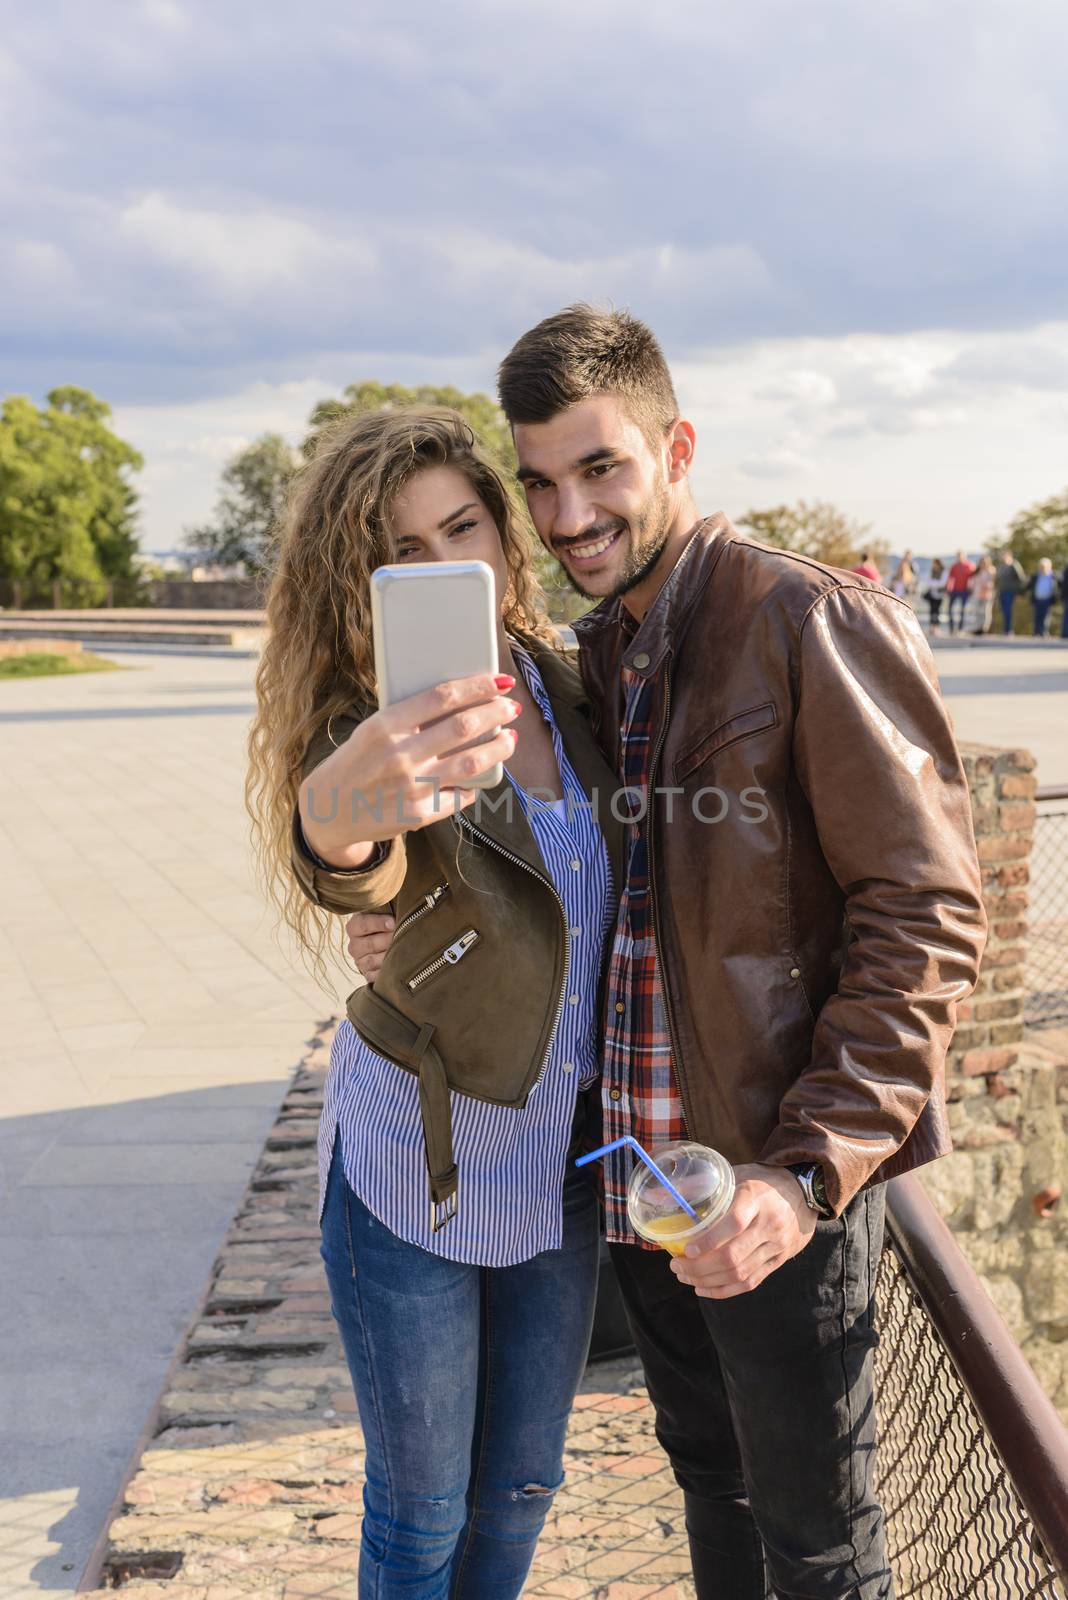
874,1176,1068,1599
1026,789,1068,1028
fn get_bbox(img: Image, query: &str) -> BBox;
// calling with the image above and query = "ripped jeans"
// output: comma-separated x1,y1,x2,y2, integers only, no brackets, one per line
319,1139,600,1600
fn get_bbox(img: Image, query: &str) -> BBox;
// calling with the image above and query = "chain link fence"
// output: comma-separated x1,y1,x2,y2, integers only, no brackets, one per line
874,1246,1065,1598
1026,795,1068,1028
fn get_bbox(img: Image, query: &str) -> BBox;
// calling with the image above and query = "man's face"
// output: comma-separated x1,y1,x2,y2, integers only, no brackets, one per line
514,395,674,600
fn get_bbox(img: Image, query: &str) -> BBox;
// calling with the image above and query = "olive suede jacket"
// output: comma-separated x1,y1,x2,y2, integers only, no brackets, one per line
291,635,626,1213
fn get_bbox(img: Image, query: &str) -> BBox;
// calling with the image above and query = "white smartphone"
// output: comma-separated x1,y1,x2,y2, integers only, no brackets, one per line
370,560,503,789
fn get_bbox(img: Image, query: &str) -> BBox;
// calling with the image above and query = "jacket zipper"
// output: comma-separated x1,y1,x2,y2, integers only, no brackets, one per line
646,667,699,1137
394,881,449,940
407,928,480,991
457,816,570,1093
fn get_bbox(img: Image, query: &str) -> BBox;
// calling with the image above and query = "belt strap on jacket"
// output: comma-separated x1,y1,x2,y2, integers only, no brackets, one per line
345,987,460,1231
408,1022,459,1230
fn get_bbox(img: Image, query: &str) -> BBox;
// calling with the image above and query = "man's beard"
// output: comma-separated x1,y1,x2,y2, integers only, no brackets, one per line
556,478,674,601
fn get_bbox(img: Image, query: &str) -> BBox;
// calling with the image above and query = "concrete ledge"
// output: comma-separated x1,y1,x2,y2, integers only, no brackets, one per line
0,621,263,648
3,610,266,628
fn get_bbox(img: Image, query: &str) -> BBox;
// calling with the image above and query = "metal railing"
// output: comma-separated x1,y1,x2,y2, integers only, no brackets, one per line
875,1174,1068,1598
1026,786,1068,1028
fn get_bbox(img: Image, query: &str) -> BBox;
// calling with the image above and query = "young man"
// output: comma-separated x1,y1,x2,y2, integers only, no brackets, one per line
945,549,976,635
349,307,987,1599
996,547,1026,634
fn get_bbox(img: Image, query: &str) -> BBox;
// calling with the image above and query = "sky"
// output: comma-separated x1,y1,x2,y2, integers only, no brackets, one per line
3,0,1067,555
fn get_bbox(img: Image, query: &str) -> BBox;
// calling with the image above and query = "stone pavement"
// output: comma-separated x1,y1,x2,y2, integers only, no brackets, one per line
929,638,1068,787
0,648,354,1597
92,1031,696,1600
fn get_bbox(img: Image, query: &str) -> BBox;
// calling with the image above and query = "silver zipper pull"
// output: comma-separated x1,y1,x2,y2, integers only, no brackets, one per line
443,931,478,964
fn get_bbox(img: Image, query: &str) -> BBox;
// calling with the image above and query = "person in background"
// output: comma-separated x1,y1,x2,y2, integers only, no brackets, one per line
1061,557,1068,640
851,549,882,582
945,549,976,635
890,549,916,599
1029,557,1057,637
970,556,996,635
996,548,1026,634
925,558,947,635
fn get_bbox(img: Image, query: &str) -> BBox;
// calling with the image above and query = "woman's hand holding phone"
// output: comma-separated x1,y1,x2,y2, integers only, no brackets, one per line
299,672,519,867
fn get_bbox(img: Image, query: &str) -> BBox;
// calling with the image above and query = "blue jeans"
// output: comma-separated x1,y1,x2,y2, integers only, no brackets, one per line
947,591,968,633
319,1134,600,1600
999,591,1016,633
1033,598,1052,636
611,1185,891,1599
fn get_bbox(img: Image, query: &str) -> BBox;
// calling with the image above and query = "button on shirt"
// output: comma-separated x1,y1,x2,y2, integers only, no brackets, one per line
601,618,689,1246
317,647,615,1267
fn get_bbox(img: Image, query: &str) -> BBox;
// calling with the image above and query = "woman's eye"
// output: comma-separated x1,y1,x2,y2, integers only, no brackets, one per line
588,463,613,479
449,520,476,537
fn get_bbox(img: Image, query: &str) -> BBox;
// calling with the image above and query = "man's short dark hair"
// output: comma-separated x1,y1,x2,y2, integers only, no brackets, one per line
497,304,679,447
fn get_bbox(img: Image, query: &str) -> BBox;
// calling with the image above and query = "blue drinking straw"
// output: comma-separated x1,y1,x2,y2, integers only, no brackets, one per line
576,1135,699,1220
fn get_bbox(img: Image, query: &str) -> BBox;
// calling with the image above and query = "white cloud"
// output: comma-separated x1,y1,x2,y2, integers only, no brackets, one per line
117,194,377,296
739,447,815,481
141,0,189,28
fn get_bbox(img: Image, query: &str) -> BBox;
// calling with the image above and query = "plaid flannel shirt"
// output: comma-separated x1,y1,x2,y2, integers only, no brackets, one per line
601,621,689,1245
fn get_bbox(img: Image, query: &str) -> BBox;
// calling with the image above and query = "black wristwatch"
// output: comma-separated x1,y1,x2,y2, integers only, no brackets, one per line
787,1163,833,1219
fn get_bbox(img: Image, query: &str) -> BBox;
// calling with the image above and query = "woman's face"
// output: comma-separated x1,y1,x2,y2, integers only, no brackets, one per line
388,464,509,616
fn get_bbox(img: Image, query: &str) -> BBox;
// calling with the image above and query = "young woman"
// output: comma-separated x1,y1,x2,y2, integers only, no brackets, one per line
890,550,916,600
247,407,624,1600
1029,557,1057,637
925,557,947,635
970,555,996,635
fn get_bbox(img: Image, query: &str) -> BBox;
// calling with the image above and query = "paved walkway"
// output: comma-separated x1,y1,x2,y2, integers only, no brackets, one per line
929,637,1068,786
0,649,350,1598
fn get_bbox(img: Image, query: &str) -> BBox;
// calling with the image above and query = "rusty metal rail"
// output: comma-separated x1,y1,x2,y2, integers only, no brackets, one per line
875,1174,1068,1597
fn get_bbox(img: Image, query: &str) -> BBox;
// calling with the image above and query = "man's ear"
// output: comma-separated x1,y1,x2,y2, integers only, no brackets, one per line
666,418,696,483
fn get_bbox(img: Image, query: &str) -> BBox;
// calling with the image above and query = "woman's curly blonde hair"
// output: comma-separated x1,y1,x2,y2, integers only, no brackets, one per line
246,405,558,984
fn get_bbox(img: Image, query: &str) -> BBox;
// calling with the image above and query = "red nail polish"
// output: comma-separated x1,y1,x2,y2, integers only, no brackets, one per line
494,674,516,690
509,700,523,715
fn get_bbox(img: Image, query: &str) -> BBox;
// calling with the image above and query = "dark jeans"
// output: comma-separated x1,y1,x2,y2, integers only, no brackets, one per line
947,591,968,633
1033,597,1052,637
999,591,1016,633
320,1138,600,1600
610,1184,892,1600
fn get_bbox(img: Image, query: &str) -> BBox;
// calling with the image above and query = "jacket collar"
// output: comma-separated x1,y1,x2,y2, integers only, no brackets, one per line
573,513,738,680
461,631,627,892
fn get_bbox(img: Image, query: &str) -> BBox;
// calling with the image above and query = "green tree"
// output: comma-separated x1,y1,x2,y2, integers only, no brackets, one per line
0,387,143,605
303,381,585,622
986,486,1068,636
184,433,300,574
989,487,1068,573
304,381,514,468
736,500,885,572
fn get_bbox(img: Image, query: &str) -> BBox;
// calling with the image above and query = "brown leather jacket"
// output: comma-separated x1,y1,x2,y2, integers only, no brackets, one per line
573,515,987,1214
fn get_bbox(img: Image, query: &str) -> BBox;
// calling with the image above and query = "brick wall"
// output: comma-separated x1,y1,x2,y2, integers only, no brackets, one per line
945,744,1035,1095
922,741,1068,1416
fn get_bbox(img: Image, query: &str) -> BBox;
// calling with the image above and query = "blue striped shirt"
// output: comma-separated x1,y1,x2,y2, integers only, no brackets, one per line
317,647,615,1266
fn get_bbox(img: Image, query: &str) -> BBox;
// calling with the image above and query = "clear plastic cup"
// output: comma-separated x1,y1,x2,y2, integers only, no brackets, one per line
626,1141,736,1256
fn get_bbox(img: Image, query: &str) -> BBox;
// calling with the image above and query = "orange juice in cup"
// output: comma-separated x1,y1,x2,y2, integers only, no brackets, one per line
626,1142,735,1255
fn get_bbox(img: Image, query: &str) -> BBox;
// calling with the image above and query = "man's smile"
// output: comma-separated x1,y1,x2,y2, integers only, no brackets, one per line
556,526,624,566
